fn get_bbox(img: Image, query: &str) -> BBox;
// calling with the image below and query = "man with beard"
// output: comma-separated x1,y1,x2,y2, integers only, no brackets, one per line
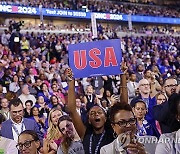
153,77,179,133
1,98,43,143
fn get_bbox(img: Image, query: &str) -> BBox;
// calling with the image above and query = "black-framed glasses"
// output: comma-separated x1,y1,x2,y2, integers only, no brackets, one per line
16,140,35,150
140,83,150,87
164,84,177,88
113,118,136,127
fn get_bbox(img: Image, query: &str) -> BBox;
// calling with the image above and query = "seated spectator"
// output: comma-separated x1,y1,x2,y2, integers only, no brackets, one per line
34,96,50,118
51,83,66,105
16,130,41,154
0,113,18,154
9,74,20,93
37,83,52,104
49,95,60,108
24,100,33,118
18,84,36,107
30,106,46,134
0,98,10,120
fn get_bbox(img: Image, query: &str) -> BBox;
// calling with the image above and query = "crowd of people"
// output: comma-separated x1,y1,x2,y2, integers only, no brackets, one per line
0,0,180,17
0,16,180,154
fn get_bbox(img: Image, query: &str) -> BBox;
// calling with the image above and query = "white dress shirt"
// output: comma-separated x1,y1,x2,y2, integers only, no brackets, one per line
11,119,25,142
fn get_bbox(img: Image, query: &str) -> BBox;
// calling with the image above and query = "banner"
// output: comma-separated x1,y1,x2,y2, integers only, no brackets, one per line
0,4,180,24
68,39,122,78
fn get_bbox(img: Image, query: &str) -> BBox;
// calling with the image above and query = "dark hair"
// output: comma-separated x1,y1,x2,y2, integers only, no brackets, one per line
9,98,23,110
130,99,147,108
57,115,73,154
144,69,151,75
50,95,58,102
40,83,47,90
169,93,180,117
163,76,177,86
25,100,33,106
58,115,72,132
129,71,136,76
19,130,40,141
0,113,5,124
109,103,133,122
30,106,39,116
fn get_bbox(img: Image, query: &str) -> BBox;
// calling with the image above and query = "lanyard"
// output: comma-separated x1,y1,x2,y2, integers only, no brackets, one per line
89,130,105,154
12,121,24,136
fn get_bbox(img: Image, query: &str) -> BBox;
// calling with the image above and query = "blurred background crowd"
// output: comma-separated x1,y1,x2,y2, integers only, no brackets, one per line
0,0,179,154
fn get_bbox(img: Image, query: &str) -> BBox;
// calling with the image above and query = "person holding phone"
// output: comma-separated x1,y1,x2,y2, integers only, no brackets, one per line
100,103,146,154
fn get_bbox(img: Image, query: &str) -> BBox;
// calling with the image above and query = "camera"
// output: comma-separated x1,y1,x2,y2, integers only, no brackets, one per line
12,21,24,32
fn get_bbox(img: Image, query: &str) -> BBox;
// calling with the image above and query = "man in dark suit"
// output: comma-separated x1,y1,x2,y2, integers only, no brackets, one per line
76,98,87,124
1,98,43,143
135,64,144,82
153,77,179,133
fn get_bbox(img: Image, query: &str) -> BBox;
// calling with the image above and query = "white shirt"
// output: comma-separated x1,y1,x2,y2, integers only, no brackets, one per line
11,119,25,142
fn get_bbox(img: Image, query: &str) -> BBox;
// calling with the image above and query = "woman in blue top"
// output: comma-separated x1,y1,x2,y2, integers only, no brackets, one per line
132,99,160,138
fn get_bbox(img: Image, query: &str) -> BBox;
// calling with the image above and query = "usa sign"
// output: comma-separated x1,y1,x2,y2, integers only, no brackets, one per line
68,39,122,78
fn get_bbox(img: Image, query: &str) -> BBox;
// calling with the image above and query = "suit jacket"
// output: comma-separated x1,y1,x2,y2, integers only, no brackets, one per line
127,81,138,101
135,72,143,82
1,118,43,142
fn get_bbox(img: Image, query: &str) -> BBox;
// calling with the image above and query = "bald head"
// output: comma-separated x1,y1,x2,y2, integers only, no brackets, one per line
138,79,151,96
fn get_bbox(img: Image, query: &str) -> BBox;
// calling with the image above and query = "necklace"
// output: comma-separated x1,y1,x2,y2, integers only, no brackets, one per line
89,130,105,154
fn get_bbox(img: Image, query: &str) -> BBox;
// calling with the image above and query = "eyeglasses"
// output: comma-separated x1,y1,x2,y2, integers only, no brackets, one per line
140,84,150,87
165,84,177,88
113,118,136,127
16,140,35,150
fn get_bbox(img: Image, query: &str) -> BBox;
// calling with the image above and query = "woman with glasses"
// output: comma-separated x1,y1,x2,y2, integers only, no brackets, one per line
100,103,146,154
16,130,40,154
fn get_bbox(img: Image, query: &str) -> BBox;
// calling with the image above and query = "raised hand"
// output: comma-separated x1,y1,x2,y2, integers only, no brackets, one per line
65,68,74,81
121,61,128,74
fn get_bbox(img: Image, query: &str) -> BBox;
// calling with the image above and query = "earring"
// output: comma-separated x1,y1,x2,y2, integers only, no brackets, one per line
113,132,117,138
